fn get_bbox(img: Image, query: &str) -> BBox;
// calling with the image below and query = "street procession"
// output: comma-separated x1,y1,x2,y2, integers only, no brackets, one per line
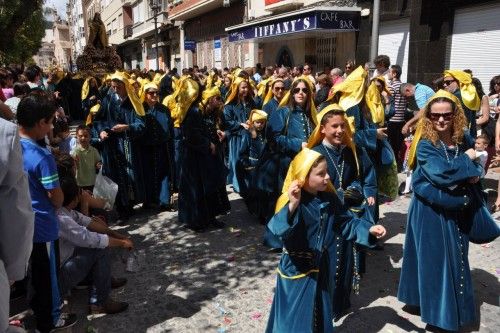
1,0,500,332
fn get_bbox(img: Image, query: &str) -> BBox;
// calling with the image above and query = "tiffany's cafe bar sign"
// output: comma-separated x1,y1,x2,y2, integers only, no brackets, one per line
225,7,361,42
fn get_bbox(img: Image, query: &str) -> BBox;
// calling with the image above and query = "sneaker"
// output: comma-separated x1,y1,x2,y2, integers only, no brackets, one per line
111,277,127,289
50,313,77,332
90,298,129,314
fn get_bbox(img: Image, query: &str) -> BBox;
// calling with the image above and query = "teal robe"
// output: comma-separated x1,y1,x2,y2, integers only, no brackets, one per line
265,191,375,333
398,137,499,331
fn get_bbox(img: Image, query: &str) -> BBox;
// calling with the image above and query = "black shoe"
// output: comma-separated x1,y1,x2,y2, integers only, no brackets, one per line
210,218,225,229
50,313,77,332
90,298,129,314
111,277,127,289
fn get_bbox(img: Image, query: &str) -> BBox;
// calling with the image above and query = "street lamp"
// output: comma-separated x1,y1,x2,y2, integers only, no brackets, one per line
149,0,162,70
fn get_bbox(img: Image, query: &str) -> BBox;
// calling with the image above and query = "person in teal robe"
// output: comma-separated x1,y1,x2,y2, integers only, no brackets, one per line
92,76,145,221
265,149,386,333
398,90,500,332
140,83,174,210
308,106,377,320
179,86,230,231
236,110,268,220
262,78,286,117
261,78,318,247
222,77,256,193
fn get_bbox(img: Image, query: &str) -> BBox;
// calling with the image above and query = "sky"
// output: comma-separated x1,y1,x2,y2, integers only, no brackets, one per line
46,0,67,19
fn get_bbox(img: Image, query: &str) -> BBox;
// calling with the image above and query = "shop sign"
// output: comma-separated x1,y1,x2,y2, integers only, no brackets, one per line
214,37,222,65
184,40,196,51
228,10,360,42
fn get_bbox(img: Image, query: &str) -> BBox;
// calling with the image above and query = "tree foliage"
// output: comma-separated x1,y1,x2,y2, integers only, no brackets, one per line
0,0,45,64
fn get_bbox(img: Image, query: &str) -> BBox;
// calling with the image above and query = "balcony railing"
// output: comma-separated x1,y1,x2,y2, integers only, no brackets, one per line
124,24,133,38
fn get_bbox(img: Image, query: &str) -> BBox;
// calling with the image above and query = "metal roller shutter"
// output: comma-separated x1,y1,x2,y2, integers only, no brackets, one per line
446,3,500,90
378,18,410,82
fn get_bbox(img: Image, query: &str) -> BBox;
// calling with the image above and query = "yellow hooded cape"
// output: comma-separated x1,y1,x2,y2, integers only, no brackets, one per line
306,103,360,175
365,76,392,126
443,70,481,111
327,65,368,111
225,76,251,105
275,148,336,213
407,89,465,170
198,85,221,110
111,71,145,116
169,77,200,127
248,109,268,122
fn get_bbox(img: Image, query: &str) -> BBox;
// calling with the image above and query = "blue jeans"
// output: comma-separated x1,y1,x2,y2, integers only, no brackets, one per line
59,247,111,305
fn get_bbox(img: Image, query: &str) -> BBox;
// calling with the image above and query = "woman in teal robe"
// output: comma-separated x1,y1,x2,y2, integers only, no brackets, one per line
140,84,174,209
222,78,256,193
261,79,317,247
397,91,500,331
92,85,145,220
179,94,230,231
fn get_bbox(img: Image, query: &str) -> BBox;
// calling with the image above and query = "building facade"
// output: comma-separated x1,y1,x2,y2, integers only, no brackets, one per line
67,0,86,62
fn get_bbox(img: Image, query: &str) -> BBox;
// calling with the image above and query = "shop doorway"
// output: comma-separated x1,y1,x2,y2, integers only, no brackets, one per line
276,46,293,67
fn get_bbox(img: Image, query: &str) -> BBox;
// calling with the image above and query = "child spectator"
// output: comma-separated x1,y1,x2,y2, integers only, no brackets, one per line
53,120,76,154
4,82,30,121
71,125,102,191
57,177,132,314
16,91,77,333
475,134,489,177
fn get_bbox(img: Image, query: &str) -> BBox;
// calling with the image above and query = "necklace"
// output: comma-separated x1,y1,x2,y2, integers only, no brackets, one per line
322,144,345,189
439,140,459,162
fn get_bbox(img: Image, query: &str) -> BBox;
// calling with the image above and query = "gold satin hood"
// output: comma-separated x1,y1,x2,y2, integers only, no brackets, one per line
275,148,335,213
443,70,481,111
327,65,368,111
111,71,145,116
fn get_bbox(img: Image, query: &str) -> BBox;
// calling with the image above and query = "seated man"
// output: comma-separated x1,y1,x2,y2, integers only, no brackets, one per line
57,176,133,314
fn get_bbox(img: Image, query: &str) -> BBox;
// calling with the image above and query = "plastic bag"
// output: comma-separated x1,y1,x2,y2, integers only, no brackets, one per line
93,168,118,209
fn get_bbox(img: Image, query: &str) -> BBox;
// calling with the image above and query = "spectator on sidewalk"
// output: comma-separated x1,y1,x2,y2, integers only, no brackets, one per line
71,125,102,192
57,177,132,315
17,91,77,333
400,82,435,135
0,118,34,333
387,65,407,169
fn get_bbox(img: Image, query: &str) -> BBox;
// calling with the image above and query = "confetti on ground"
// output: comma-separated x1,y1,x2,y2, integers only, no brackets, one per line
227,255,235,262
496,268,500,276
217,328,227,333
266,298,273,304
251,312,262,320
223,317,232,325
214,303,230,316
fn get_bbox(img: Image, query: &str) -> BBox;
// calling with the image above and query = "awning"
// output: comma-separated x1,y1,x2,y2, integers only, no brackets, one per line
225,6,361,42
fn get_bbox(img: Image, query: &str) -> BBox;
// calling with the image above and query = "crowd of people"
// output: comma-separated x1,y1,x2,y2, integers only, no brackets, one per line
0,57,499,333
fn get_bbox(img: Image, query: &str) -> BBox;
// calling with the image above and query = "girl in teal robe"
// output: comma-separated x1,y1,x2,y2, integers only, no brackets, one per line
265,149,385,333
222,79,256,193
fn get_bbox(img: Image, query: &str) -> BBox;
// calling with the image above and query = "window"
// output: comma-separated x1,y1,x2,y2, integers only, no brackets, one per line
112,19,117,33
133,1,144,24
118,14,123,29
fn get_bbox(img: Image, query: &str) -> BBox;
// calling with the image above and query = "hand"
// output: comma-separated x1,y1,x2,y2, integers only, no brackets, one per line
464,148,476,160
401,124,410,135
287,180,302,213
110,230,128,240
241,123,250,130
217,130,226,142
301,142,308,149
376,127,388,140
468,176,480,184
209,142,216,155
366,196,375,206
100,131,108,141
121,238,134,249
495,141,500,153
111,124,129,133
369,225,387,238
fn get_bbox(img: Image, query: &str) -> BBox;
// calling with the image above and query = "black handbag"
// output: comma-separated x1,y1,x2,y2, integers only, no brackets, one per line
343,187,365,207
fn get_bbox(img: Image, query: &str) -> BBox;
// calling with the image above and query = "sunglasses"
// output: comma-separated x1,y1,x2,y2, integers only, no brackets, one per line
146,91,158,96
494,82,500,86
428,112,454,121
345,66,352,69
442,79,456,86
293,87,309,94
274,86,285,91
